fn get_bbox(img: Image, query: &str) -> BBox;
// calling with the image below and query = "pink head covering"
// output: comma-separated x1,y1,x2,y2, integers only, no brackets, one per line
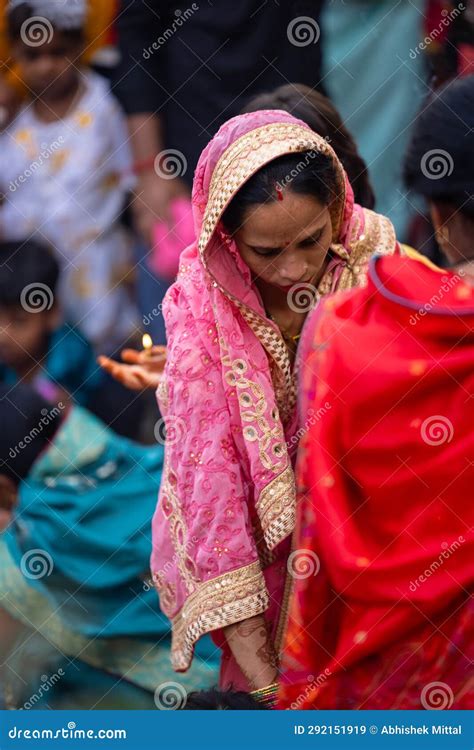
151,110,397,673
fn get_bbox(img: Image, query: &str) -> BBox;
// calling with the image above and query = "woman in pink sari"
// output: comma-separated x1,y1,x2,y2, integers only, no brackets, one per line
146,109,403,701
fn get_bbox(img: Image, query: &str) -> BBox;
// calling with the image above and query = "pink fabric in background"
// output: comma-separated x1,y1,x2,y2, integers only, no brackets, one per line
150,198,195,280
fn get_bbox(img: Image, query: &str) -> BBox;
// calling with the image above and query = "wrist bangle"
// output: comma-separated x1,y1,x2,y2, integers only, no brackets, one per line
250,681,279,708
132,155,157,175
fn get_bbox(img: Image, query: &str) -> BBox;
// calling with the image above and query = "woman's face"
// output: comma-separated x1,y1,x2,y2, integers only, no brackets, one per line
232,192,333,293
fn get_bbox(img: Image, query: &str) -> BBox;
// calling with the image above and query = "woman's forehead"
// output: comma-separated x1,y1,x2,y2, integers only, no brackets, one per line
238,193,329,243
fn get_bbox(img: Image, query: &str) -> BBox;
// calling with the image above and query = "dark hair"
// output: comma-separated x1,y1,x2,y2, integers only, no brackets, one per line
242,84,375,210
404,75,474,221
183,688,266,710
0,383,62,482
222,151,338,235
0,239,59,307
7,3,84,43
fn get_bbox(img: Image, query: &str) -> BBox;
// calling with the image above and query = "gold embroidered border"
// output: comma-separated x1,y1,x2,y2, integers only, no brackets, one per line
170,561,269,671
256,465,296,550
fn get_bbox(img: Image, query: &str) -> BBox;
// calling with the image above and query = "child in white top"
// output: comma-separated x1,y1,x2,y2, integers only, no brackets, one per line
0,0,138,353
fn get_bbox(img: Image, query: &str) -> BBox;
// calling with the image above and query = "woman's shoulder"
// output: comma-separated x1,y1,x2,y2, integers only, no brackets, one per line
350,206,397,259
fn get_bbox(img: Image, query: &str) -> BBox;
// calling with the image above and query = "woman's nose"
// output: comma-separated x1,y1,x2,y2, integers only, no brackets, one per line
278,257,308,282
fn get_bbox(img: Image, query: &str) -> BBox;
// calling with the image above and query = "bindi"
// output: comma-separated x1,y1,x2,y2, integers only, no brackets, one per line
275,183,284,201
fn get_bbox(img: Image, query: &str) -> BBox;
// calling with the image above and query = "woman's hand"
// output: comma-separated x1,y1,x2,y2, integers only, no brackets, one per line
97,346,167,391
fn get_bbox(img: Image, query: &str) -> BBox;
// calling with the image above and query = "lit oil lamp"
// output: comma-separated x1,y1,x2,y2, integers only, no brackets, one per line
142,333,153,355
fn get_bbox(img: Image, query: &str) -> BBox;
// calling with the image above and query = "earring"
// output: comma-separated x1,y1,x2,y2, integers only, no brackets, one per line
435,225,450,248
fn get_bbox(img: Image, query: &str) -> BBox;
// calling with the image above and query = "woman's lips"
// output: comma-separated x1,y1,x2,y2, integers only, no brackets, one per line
275,280,314,292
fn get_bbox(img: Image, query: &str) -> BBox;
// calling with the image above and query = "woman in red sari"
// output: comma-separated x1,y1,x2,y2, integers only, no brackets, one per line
278,76,474,710
278,252,473,709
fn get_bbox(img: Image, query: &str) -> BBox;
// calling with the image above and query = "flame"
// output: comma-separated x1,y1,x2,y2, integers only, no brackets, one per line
142,333,153,350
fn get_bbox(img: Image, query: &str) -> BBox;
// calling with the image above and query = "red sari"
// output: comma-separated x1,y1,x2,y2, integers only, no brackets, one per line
278,254,474,709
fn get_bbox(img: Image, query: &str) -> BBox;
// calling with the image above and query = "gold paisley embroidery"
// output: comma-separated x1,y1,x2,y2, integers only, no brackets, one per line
222,351,286,473
170,561,269,671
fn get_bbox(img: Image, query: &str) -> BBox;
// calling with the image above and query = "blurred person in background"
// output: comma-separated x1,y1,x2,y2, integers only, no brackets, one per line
320,0,428,239
112,1,325,343
0,0,137,355
0,239,145,439
404,75,474,275
243,83,376,211
0,382,219,709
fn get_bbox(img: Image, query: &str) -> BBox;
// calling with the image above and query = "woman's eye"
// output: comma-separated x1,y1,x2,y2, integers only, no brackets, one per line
300,233,322,247
253,248,279,257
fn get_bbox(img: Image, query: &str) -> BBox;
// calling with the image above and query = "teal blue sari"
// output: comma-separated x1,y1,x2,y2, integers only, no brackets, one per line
0,406,219,693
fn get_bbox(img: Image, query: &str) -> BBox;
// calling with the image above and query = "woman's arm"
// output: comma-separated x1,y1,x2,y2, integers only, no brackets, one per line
223,614,279,689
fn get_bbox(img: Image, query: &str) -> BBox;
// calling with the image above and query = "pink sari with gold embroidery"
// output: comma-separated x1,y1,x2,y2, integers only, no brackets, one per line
151,110,400,690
